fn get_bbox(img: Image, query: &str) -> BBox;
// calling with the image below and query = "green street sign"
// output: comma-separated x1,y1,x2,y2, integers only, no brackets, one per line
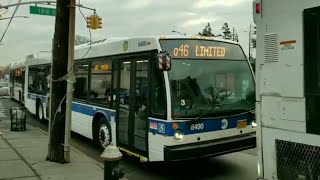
29,6,56,16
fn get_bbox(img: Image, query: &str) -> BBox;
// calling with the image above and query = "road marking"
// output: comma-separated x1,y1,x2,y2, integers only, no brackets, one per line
0,102,7,119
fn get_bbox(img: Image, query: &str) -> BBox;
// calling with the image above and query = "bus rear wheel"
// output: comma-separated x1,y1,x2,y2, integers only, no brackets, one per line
36,101,44,121
94,117,111,150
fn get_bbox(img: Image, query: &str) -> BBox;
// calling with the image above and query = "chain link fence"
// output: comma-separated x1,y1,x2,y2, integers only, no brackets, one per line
276,139,320,180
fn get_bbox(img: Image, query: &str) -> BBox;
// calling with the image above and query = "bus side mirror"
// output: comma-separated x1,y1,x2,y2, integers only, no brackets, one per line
156,52,172,71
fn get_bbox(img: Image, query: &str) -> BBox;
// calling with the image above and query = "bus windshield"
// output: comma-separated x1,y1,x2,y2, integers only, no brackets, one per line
159,39,254,119
169,59,255,119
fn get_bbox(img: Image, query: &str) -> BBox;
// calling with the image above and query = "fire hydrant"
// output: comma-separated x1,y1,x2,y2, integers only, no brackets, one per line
101,144,126,180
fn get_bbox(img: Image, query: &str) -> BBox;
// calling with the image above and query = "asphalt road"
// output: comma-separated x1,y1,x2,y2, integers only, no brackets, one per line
2,97,258,180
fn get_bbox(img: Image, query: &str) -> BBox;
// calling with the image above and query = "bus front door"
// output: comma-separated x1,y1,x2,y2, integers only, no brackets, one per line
117,58,149,155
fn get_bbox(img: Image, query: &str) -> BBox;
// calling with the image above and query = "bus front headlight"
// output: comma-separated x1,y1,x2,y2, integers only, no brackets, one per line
174,130,184,141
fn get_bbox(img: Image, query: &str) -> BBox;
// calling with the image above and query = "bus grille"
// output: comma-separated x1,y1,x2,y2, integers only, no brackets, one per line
276,139,320,180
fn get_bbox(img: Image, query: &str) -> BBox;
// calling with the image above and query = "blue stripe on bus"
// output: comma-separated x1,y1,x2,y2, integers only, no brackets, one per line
27,93,115,121
148,113,253,136
71,102,116,121
26,93,252,136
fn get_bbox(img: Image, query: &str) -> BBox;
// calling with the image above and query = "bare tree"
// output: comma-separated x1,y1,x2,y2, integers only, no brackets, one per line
75,35,90,45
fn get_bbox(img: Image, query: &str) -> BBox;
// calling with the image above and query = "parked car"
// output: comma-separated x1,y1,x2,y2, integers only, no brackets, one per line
0,81,9,96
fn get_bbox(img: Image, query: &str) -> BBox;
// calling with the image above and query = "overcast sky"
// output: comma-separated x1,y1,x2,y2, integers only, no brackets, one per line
0,0,255,66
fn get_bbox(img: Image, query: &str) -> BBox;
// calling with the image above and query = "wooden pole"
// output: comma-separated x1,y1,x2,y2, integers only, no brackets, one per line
46,0,70,163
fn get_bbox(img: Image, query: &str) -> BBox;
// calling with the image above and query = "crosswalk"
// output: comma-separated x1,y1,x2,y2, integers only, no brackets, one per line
0,102,7,119
0,102,3,134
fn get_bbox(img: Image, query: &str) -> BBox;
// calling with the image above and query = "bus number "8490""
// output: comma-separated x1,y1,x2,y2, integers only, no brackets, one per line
190,123,204,131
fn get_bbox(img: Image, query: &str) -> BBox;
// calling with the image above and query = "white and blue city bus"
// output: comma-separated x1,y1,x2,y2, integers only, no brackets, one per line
22,35,256,162
9,61,26,104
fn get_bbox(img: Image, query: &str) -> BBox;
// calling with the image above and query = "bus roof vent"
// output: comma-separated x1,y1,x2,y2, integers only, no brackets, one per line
264,33,279,63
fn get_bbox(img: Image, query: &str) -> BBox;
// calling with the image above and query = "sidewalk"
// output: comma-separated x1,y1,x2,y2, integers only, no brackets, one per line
0,117,104,180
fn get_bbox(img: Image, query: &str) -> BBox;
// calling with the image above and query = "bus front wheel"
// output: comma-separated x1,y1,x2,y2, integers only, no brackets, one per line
94,117,111,150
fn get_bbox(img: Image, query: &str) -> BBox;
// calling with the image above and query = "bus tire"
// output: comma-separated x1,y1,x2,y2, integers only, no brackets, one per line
18,91,21,103
94,117,111,150
36,100,44,121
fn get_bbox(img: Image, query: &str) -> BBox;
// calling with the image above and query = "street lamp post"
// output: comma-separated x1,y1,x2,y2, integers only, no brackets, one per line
244,25,253,62
248,24,252,62
172,30,186,36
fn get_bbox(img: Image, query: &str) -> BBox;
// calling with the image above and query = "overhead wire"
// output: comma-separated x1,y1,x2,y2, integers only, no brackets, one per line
0,0,22,44
77,0,92,60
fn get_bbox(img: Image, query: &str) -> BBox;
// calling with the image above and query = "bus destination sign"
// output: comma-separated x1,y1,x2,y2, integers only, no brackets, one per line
173,44,226,58
159,39,246,60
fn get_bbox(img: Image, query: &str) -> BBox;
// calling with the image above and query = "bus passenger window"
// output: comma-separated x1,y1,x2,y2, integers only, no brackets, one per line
74,64,89,100
90,60,112,107
28,68,36,93
151,61,166,116
28,66,49,95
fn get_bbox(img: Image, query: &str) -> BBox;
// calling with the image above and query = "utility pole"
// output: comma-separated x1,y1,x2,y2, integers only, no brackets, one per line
46,0,70,163
235,32,239,42
232,27,235,41
248,24,252,63
64,0,76,163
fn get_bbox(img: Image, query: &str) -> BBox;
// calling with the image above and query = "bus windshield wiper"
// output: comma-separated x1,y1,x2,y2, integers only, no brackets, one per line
192,103,224,123
192,104,254,123
229,108,255,119
192,90,233,123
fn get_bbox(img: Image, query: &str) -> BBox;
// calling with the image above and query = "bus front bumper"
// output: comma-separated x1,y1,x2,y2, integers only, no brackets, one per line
164,132,256,161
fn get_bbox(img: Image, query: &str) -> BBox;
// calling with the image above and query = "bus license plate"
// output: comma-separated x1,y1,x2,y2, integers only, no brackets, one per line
237,120,247,129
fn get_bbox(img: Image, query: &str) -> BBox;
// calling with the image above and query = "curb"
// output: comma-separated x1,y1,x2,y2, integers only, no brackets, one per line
34,126,104,168
2,98,104,169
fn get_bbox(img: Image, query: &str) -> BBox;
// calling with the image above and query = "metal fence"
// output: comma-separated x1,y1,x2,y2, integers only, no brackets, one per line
276,139,320,180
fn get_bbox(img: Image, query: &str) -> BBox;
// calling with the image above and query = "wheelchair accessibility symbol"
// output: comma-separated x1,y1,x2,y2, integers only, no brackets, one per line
158,123,165,133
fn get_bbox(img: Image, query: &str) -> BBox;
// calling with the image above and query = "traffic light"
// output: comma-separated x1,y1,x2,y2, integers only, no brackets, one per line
86,15,102,30
86,15,94,29
92,15,102,29
97,16,102,29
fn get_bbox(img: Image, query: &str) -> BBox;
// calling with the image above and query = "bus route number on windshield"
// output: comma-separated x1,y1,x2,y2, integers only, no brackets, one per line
191,123,204,131
174,44,189,57
172,44,226,58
